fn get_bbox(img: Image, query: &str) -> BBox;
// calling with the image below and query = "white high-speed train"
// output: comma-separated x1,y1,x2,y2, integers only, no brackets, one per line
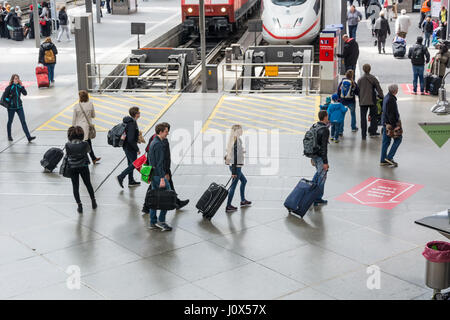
261,0,322,45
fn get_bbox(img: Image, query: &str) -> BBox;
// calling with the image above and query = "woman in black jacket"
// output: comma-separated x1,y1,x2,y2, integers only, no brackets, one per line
66,126,97,213
2,74,36,142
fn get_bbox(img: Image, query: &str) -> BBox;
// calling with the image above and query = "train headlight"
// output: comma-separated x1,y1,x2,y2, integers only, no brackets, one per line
187,7,193,13
221,7,226,13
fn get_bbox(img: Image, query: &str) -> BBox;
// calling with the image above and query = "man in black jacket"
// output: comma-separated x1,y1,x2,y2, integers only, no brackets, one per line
337,34,359,73
147,123,172,231
311,110,330,206
375,11,390,54
380,84,402,167
117,107,141,188
408,36,430,94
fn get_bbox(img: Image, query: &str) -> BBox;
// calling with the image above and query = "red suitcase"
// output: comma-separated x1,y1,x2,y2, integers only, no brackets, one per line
36,65,49,88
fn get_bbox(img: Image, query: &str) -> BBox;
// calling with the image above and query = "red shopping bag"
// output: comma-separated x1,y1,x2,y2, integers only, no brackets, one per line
133,154,147,172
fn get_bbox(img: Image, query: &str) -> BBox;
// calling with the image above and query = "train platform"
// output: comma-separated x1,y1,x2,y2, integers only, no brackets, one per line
0,4,449,301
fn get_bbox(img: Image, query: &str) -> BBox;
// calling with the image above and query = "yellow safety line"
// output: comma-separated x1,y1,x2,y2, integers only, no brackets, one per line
59,113,74,122
93,103,128,115
44,124,60,130
225,97,315,119
141,93,180,132
201,95,226,133
90,97,157,116
216,109,305,134
139,93,173,102
118,94,168,107
94,110,125,121
315,96,320,121
92,117,116,126
205,127,225,134
101,94,163,111
52,119,72,128
232,95,315,112
244,95,317,110
36,101,78,130
212,118,269,132
221,101,313,127
38,128,67,131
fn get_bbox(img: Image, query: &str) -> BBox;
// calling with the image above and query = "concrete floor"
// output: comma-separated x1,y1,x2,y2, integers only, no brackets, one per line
0,6,449,300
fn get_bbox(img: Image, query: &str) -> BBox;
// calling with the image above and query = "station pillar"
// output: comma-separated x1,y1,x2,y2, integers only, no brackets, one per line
319,28,340,94
74,14,96,91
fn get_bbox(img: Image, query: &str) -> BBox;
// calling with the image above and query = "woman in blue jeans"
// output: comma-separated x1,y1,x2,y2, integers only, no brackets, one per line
2,74,36,142
225,124,251,213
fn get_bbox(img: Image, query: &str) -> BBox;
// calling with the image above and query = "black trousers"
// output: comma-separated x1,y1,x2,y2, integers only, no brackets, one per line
70,166,95,204
86,139,97,162
360,105,378,137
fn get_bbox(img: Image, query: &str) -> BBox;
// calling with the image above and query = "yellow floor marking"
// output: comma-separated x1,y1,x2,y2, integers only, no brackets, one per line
92,117,117,126
314,96,320,121
209,120,235,129
59,113,73,122
140,94,180,132
90,97,157,116
94,110,125,121
212,117,267,132
52,119,72,128
215,112,304,134
217,107,308,130
201,95,226,133
225,97,315,119
119,94,168,107
139,93,173,102
93,103,152,122
234,96,315,112
37,101,78,130
221,101,313,127
248,95,318,109
205,127,225,134
102,94,163,111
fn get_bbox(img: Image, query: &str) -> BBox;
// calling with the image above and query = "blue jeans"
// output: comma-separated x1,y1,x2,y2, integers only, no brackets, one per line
424,32,432,47
45,64,55,82
149,176,170,224
312,156,327,201
412,65,424,93
118,148,137,183
380,127,402,162
346,102,357,130
348,25,357,39
7,108,31,139
330,121,344,140
227,166,247,206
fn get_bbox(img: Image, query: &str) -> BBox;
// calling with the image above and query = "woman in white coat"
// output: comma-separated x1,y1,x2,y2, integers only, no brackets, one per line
72,90,101,164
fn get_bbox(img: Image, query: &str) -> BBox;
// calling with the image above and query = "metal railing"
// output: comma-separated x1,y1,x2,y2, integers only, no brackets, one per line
222,62,321,95
85,62,182,94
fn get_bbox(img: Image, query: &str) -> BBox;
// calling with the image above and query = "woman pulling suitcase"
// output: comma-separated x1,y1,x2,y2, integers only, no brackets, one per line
224,124,251,213
2,74,36,142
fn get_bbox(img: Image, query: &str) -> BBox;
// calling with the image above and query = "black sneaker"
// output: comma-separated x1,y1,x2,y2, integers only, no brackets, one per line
240,200,252,207
352,128,359,133
385,158,398,167
313,199,328,206
380,161,390,166
155,222,172,232
92,199,97,209
8,136,13,141
369,133,380,138
128,181,141,187
225,205,238,213
28,136,36,143
77,203,83,214
116,176,124,188
176,199,189,210
148,223,158,230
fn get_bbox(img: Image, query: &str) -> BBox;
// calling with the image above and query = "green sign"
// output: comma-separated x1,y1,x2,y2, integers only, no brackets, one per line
419,122,450,148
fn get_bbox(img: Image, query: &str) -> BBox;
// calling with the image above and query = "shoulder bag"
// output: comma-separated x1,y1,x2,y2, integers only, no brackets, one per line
79,103,96,139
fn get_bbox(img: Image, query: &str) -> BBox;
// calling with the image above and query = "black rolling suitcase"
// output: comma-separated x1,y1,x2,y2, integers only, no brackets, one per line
196,178,232,220
11,27,24,41
40,147,64,172
425,61,442,96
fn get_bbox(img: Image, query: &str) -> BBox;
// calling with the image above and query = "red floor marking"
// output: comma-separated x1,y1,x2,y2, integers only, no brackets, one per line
400,83,430,96
336,177,424,210
0,81,35,91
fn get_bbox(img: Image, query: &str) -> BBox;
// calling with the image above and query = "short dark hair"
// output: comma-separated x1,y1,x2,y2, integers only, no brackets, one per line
318,110,328,121
417,36,423,44
155,123,169,134
68,126,84,141
161,122,171,131
129,107,140,118
362,64,371,74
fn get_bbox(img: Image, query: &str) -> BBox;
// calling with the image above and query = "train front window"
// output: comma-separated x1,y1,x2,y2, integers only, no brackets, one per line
271,0,307,6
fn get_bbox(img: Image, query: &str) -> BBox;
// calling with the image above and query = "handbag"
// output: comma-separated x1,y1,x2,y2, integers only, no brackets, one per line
79,103,96,139
0,90,10,108
146,189,178,211
39,19,46,26
133,154,147,172
140,164,153,184
59,156,72,178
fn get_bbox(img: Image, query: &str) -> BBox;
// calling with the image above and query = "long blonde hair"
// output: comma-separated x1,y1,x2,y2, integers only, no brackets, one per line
225,124,243,161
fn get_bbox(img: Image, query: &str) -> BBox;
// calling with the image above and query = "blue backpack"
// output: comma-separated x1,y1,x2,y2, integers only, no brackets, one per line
340,79,354,100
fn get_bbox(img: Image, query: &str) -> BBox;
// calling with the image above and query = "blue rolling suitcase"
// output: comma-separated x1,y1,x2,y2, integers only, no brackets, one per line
284,172,326,218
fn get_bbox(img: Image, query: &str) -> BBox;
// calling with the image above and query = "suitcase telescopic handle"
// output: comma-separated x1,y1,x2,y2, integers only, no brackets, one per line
225,177,233,190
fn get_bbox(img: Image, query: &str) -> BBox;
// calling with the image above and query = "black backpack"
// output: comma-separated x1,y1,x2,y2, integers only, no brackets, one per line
411,45,424,64
107,122,127,147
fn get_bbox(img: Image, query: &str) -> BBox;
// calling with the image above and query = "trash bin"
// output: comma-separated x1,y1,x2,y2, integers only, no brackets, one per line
423,241,450,290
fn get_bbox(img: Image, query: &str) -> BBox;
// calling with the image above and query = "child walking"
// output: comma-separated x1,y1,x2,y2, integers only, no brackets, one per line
327,94,348,143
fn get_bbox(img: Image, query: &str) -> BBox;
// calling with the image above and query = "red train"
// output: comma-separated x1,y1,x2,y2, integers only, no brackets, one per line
181,0,260,37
